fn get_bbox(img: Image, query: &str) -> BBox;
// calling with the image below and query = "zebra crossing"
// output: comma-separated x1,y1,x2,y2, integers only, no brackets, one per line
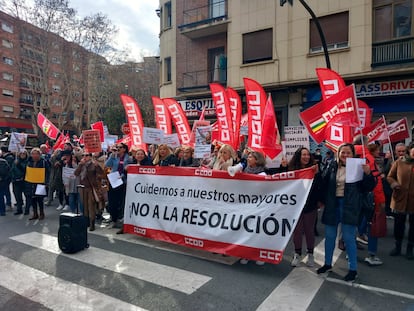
2,222,414,310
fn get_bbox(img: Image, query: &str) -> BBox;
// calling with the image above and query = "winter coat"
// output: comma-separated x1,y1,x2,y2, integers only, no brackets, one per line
25,157,50,197
320,160,377,226
387,156,414,214
354,145,386,207
11,156,28,182
105,153,133,183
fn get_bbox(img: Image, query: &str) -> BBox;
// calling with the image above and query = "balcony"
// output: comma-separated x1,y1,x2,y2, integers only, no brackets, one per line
178,68,227,93
178,0,229,39
372,37,414,67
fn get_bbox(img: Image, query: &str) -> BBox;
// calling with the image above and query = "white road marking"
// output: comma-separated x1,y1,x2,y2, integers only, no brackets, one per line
256,238,342,311
10,232,211,295
0,254,146,311
91,225,240,265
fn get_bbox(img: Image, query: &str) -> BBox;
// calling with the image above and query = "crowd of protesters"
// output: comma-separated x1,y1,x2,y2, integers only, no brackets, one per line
1,135,413,283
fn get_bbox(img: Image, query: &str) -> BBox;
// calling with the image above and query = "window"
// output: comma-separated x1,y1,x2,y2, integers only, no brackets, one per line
1,22,13,33
2,89,14,97
2,39,13,48
309,11,349,53
164,57,171,82
2,106,14,113
163,2,172,29
208,47,227,83
53,98,61,106
243,29,273,64
2,73,13,81
52,72,61,78
210,0,225,18
373,0,412,42
51,57,61,64
3,57,13,65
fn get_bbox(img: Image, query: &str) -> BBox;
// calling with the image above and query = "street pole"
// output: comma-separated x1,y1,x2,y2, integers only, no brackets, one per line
281,0,331,69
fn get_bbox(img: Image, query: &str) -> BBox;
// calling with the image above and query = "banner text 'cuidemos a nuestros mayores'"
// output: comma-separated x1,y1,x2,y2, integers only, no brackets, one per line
123,166,314,264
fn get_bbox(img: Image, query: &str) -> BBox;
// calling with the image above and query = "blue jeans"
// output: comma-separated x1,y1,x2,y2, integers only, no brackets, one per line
324,198,358,271
69,193,83,214
368,225,378,255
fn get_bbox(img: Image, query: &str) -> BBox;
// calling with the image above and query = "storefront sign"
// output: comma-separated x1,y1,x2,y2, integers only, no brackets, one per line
356,79,414,97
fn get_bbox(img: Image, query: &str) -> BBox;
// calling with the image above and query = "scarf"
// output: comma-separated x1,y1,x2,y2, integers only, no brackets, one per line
244,165,265,175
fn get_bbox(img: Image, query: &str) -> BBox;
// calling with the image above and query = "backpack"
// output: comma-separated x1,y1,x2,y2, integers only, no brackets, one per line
0,158,10,182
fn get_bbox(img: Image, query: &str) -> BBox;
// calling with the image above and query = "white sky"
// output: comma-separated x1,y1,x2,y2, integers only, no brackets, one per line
69,0,160,61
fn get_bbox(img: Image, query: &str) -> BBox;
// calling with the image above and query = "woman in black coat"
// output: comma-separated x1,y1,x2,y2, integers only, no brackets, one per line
317,143,376,282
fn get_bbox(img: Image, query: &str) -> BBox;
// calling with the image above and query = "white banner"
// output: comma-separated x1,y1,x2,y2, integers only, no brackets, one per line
8,132,27,153
123,166,314,264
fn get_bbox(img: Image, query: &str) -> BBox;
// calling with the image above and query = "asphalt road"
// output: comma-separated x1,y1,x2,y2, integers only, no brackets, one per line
0,202,413,311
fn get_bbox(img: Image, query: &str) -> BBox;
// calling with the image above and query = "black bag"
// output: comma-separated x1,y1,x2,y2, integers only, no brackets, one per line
360,191,375,218
58,213,89,253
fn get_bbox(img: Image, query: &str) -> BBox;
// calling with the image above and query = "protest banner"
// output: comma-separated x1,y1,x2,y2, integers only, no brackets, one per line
283,126,309,161
8,132,27,153
82,130,102,153
123,166,314,264
143,127,164,145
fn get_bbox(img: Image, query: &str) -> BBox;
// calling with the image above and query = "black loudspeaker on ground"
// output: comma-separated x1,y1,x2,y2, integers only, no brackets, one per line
58,212,89,254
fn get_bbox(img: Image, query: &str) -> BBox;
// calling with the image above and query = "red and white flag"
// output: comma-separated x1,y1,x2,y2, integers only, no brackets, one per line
226,87,242,150
357,100,372,130
210,83,234,148
299,84,360,144
243,78,267,152
120,94,147,151
91,121,105,142
152,96,172,135
316,67,347,100
260,94,282,159
37,112,60,140
324,124,354,152
362,116,388,143
163,98,192,145
382,118,410,144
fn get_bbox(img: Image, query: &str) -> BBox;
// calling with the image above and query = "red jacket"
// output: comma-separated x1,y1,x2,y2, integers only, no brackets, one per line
354,145,385,207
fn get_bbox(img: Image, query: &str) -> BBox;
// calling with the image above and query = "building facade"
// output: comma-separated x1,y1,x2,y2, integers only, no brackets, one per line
158,0,414,143
0,10,89,135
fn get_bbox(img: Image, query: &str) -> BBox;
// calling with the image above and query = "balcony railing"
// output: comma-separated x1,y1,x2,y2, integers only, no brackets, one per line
178,69,227,92
178,0,228,39
372,37,414,67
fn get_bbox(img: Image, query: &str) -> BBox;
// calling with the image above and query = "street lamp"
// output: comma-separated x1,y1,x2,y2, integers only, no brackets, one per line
280,0,331,69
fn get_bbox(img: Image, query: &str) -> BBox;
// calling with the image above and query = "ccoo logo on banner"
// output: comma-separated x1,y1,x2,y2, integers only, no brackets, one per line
123,166,314,264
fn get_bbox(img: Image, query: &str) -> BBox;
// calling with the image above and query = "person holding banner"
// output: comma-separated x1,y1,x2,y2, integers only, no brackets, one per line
25,148,50,220
387,141,414,260
317,143,376,282
11,150,29,215
152,144,177,166
288,147,321,268
177,146,200,167
105,143,133,228
133,149,153,166
213,144,236,171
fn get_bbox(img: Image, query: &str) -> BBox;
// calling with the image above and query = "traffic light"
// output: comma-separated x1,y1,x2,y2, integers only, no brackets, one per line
280,0,293,6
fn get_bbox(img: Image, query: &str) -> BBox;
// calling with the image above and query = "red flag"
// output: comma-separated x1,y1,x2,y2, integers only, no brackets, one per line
37,112,60,140
91,121,105,142
163,98,192,145
120,94,147,152
362,116,387,143
226,87,242,150
316,68,347,100
299,84,360,144
44,140,51,153
243,78,267,152
260,94,282,159
152,96,172,134
210,83,234,148
53,133,65,150
357,100,372,130
381,118,410,144
324,124,354,152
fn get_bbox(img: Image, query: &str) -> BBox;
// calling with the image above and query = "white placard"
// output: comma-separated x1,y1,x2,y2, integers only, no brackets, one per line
345,158,366,183
107,171,124,189
143,127,164,145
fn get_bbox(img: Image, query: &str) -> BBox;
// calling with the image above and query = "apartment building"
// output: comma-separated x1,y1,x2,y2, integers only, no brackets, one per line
158,0,414,142
0,10,89,135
